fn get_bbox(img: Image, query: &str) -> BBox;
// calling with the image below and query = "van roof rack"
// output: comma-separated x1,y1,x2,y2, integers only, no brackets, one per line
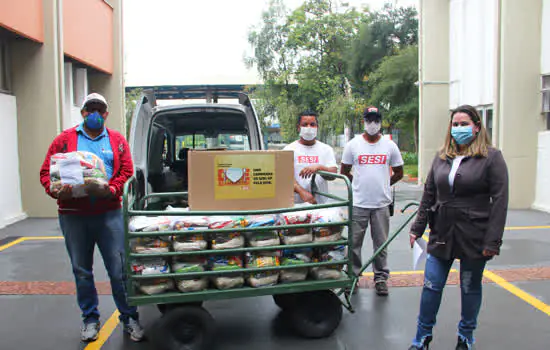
125,84,257,106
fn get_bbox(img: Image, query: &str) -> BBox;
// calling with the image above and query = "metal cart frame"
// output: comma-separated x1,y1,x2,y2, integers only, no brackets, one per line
122,171,419,349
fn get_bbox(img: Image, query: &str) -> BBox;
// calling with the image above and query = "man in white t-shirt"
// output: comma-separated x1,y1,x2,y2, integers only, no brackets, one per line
341,106,404,296
284,111,338,204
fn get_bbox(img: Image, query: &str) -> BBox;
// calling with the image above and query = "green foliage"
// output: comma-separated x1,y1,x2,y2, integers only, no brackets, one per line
404,164,418,178
245,0,418,145
124,88,142,139
401,151,418,165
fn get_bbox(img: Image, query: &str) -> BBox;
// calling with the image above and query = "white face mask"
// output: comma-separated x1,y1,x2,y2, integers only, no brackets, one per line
300,127,317,141
365,121,381,136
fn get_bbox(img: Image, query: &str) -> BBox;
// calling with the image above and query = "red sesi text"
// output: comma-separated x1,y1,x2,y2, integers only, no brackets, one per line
297,156,319,164
358,154,387,165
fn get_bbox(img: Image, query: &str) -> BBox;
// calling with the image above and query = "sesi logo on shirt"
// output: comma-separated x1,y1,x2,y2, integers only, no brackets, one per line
358,154,387,165
297,155,319,164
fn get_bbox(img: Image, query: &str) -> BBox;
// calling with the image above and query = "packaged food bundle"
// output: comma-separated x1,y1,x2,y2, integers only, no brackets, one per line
311,246,346,280
129,216,172,232
244,215,280,247
311,208,346,242
171,216,209,251
246,252,280,288
172,257,208,293
278,206,313,245
49,151,108,198
210,255,245,290
131,258,174,295
209,216,246,249
280,249,312,282
129,216,172,254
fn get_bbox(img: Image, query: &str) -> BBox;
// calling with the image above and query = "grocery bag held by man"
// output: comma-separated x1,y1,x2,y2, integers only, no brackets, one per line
39,93,144,343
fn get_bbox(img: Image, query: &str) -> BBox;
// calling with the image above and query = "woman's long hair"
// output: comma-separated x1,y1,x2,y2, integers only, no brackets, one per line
440,105,492,159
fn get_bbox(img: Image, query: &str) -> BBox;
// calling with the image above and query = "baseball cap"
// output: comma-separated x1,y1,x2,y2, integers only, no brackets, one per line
363,106,382,120
81,93,108,110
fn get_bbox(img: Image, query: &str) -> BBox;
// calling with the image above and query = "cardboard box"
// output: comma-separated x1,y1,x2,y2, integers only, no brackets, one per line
188,150,294,211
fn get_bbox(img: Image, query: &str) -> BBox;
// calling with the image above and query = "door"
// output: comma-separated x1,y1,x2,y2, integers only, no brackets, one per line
128,90,155,197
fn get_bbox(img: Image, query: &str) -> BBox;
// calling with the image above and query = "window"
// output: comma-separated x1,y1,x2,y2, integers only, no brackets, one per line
542,75,550,113
0,37,10,93
485,109,493,141
217,134,250,151
542,76,550,129
175,134,207,158
175,133,250,158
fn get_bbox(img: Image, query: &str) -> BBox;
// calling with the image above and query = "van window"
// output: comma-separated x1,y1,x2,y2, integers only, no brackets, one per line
218,134,250,150
175,133,250,155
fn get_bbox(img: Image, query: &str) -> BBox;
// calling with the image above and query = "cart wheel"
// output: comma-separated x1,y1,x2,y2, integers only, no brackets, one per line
273,293,297,310
289,290,343,339
150,306,215,350
157,302,203,315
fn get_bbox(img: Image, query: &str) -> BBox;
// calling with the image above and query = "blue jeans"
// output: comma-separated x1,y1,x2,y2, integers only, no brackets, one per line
59,209,138,324
412,254,486,347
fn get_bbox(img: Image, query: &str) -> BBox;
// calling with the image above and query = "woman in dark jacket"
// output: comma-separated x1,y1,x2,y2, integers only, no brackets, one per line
408,105,509,350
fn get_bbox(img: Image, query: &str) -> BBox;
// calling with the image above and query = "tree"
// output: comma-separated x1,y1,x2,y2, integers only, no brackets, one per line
367,45,419,151
124,88,142,139
347,4,418,87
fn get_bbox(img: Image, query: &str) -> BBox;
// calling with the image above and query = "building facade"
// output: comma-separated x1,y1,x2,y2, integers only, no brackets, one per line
0,0,124,228
419,0,550,211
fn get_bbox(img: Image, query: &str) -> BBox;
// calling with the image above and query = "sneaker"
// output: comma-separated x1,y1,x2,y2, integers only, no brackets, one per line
124,318,145,342
456,336,472,350
409,336,433,349
374,280,389,296
81,322,100,342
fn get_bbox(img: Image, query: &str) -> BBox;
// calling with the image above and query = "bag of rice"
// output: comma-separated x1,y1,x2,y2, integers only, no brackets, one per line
209,216,246,249
171,216,209,251
311,208,346,242
280,249,312,282
278,206,313,245
311,246,346,280
172,257,208,293
245,215,280,247
210,255,244,290
246,252,280,287
131,258,174,295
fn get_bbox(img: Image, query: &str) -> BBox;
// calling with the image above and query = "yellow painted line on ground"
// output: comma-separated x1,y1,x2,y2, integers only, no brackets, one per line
362,269,457,276
504,225,550,231
0,237,27,252
24,236,64,240
419,236,550,317
483,270,550,317
84,310,121,350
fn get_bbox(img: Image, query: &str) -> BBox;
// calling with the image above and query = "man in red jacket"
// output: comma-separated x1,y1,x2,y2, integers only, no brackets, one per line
40,93,144,343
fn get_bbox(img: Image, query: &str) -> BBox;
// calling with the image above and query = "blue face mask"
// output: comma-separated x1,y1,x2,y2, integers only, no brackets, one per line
451,126,474,145
84,112,105,130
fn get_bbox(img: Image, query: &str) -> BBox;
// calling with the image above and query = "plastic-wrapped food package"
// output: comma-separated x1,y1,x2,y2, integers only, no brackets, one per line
280,249,312,282
246,252,280,287
279,206,313,245
131,258,174,295
245,215,280,247
171,216,209,251
129,216,172,254
311,208,346,242
49,151,109,198
172,257,208,293
210,255,245,290
209,216,246,250
311,246,346,280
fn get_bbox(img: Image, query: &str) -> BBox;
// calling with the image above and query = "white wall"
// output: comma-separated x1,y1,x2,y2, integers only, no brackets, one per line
0,93,25,228
63,62,87,130
449,0,496,108
535,0,550,212
533,132,550,211
542,0,550,74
